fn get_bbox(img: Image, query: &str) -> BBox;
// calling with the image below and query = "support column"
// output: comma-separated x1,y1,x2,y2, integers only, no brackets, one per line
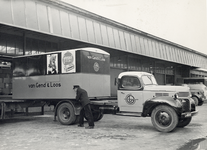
23,32,26,55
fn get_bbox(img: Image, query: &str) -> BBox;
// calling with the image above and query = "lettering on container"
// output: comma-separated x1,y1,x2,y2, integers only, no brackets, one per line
87,55,105,61
28,82,61,88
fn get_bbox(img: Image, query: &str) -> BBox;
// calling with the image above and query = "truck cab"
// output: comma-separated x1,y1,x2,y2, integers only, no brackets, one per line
183,83,207,106
117,71,197,132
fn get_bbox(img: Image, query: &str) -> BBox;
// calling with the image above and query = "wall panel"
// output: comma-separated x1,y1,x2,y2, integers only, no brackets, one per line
151,40,157,58
78,17,88,41
144,38,149,56
60,10,71,37
107,26,115,48
119,31,126,50
86,20,95,43
135,36,141,54
0,0,13,24
51,8,61,35
131,34,137,53
165,45,170,61
93,22,102,45
148,39,154,57
12,0,26,27
69,14,80,39
100,24,108,46
154,42,158,58
124,32,132,52
25,1,38,30
113,29,121,49
139,37,145,55
37,3,49,32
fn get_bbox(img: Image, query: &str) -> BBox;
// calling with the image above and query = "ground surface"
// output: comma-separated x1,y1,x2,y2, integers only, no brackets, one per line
1,102,207,150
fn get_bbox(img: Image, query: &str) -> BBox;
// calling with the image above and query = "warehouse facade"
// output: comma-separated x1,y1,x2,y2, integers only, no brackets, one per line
0,0,207,96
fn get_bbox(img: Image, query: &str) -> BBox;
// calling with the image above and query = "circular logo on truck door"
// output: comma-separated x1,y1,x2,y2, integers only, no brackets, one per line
94,62,100,72
125,94,138,105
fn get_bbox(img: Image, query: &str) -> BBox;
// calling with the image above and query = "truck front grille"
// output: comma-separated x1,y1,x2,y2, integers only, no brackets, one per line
178,92,190,97
182,99,190,112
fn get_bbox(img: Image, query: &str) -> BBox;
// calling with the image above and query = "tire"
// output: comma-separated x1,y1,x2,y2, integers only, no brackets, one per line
198,99,204,106
84,110,104,122
57,103,76,125
93,111,104,122
177,117,192,127
192,97,199,106
151,105,178,132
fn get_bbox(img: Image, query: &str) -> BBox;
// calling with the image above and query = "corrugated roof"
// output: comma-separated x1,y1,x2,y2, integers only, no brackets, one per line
0,0,207,69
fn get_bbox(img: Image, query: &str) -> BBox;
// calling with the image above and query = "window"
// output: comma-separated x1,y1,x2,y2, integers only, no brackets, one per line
27,56,46,76
13,57,27,77
119,76,141,90
13,56,46,77
142,75,157,85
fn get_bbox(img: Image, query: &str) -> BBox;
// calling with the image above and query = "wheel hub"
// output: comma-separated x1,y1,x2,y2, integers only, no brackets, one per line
62,109,70,119
157,112,171,126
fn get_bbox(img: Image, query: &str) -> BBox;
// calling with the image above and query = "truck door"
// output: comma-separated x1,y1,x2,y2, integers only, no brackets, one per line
118,75,143,113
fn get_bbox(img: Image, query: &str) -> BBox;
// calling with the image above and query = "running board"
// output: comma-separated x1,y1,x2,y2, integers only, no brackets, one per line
114,112,142,117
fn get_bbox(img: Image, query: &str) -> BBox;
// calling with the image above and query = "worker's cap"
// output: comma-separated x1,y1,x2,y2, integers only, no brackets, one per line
73,85,80,89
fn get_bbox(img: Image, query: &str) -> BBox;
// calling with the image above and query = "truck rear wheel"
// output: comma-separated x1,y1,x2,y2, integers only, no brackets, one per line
177,117,192,127
57,103,76,125
151,105,178,132
84,110,104,122
93,111,104,121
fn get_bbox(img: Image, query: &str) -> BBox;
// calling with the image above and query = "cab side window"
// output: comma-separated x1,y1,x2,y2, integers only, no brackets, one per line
119,76,141,90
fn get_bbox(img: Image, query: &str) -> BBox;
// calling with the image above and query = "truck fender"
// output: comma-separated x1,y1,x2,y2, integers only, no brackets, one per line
192,92,202,99
142,96,182,117
191,92,204,106
54,100,82,121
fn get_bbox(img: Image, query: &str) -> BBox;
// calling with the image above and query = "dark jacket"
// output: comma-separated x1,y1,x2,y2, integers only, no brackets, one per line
76,87,90,107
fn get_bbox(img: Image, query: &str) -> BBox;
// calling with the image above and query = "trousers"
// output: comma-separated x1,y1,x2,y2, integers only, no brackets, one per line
79,104,94,126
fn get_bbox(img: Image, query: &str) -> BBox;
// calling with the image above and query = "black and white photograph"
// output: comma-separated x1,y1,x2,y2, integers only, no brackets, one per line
0,0,207,150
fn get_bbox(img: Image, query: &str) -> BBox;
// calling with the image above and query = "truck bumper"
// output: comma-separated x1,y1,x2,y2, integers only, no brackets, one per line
181,110,198,118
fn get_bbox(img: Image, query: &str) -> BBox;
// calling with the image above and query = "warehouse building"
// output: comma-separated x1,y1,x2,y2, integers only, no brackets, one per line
0,0,207,96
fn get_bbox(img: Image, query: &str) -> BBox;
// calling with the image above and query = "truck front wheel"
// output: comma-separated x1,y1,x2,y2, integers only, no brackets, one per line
57,103,76,125
151,105,178,132
192,96,199,106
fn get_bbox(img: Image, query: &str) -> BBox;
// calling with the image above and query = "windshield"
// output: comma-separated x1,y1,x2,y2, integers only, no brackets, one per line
142,75,157,85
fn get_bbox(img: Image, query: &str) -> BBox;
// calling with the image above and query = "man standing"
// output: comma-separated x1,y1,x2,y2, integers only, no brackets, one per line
73,85,94,129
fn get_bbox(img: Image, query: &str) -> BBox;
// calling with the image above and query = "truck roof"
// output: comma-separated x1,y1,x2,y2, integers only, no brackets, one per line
118,71,153,78
13,47,110,58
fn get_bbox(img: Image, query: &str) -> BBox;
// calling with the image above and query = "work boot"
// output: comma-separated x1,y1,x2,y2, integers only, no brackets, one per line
85,126,94,129
77,124,84,127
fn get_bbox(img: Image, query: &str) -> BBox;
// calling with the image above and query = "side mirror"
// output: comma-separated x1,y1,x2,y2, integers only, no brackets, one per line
114,78,118,86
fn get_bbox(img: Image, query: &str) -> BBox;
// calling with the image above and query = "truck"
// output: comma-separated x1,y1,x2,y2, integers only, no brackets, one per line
0,47,197,132
182,77,207,106
183,77,207,86
182,83,206,106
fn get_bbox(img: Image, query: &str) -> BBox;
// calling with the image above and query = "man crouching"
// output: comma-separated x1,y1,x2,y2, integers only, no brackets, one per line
73,85,94,129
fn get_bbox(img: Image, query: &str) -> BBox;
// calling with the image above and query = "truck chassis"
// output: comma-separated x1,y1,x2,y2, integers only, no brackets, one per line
53,96,197,133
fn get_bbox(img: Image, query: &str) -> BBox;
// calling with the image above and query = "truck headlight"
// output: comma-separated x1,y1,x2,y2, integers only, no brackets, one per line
173,93,179,100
